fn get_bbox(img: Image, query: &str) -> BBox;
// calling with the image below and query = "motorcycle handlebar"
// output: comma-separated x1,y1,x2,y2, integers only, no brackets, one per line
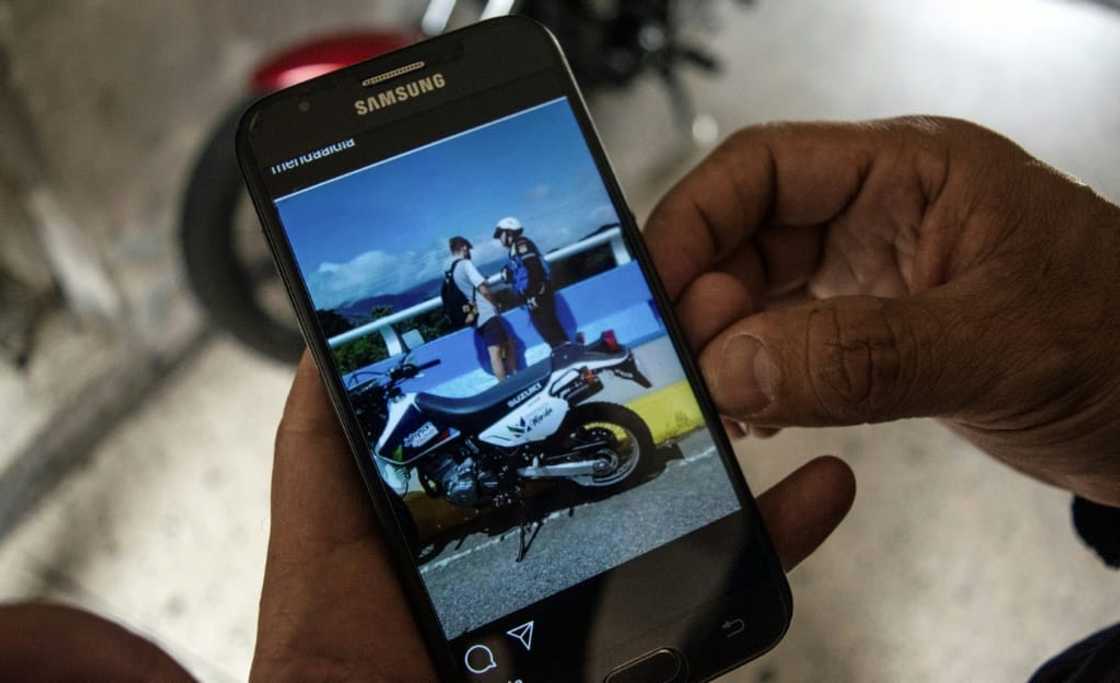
388,358,441,382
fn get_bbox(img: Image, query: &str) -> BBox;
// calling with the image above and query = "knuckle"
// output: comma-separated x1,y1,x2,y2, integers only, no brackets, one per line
713,127,756,164
724,122,792,153
805,298,915,422
893,115,981,143
892,114,955,139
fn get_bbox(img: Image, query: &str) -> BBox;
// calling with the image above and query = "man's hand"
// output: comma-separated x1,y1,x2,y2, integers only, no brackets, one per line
0,603,194,681
645,117,1120,505
250,355,856,681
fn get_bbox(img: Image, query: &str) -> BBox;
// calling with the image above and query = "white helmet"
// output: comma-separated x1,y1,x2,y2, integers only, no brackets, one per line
493,216,524,238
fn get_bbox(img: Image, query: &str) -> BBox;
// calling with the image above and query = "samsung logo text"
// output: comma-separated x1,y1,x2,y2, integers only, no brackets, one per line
355,73,446,115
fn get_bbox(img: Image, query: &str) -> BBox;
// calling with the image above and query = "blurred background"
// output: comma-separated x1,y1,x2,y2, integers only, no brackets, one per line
1,0,1118,681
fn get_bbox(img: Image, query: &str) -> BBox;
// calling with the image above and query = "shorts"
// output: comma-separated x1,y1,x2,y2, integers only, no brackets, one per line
478,316,510,348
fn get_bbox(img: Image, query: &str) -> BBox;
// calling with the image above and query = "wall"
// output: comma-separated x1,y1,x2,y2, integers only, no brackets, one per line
342,261,666,397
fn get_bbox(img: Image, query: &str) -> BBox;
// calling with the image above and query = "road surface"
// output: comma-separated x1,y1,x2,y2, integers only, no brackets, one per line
418,430,741,638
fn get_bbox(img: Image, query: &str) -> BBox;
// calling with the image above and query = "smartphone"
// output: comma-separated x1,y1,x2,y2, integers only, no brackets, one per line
237,16,790,682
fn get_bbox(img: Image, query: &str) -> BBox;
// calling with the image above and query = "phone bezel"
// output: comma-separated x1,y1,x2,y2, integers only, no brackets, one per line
236,16,791,681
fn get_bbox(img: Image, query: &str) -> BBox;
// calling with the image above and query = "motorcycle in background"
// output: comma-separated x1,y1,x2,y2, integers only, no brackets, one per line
180,0,746,363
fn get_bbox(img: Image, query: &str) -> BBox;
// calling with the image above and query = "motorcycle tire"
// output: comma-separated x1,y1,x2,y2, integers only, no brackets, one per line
562,401,656,488
179,97,305,364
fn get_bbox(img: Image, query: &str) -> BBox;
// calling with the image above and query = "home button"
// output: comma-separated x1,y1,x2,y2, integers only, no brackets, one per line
604,648,687,683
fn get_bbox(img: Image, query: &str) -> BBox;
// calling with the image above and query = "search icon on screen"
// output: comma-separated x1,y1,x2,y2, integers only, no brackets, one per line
464,644,498,675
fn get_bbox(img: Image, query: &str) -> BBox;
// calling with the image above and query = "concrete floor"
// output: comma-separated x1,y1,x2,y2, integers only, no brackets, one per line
2,1,1119,681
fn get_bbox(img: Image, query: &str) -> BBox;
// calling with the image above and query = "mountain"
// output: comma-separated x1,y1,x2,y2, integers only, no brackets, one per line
333,255,507,323
334,284,433,323
329,226,620,324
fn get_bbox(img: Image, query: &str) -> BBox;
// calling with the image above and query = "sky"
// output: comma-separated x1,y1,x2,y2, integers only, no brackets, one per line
275,97,620,311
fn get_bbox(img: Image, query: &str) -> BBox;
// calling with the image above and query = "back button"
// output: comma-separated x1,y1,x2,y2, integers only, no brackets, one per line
604,648,687,683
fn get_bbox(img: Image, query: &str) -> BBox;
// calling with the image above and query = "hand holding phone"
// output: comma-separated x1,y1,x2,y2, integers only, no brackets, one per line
252,355,855,681
238,17,842,680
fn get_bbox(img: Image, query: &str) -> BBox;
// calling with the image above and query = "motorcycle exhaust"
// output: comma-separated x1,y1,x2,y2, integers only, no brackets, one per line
517,459,601,479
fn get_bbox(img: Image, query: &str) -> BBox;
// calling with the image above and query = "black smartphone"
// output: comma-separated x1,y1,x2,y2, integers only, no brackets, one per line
237,16,790,682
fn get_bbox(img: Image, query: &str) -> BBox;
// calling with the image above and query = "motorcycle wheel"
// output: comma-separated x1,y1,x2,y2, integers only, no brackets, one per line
562,401,655,488
179,98,305,363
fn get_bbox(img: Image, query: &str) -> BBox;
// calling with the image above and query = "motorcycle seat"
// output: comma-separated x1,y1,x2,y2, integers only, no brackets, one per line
416,358,552,422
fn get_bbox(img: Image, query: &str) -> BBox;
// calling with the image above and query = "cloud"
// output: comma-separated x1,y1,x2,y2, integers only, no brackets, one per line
306,232,512,310
589,204,618,226
468,236,508,265
526,183,552,201
307,247,445,309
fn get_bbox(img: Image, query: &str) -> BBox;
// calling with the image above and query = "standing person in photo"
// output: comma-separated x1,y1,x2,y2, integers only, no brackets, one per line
448,236,515,381
495,217,569,348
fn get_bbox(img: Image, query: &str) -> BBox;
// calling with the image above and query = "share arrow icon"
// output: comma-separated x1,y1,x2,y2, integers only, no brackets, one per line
506,620,535,651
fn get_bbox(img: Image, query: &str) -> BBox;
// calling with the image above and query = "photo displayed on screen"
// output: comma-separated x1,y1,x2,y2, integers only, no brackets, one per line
273,97,741,639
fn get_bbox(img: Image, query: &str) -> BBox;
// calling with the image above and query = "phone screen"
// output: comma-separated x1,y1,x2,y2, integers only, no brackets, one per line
243,25,785,680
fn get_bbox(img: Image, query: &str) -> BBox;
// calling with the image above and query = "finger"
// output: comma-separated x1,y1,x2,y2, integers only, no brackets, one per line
750,426,781,439
644,121,886,301
700,289,995,427
676,271,754,351
721,417,747,440
278,351,345,436
755,224,826,297
0,603,194,681
708,224,825,305
713,240,768,306
756,456,856,572
257,354,435,680
271,352,374,552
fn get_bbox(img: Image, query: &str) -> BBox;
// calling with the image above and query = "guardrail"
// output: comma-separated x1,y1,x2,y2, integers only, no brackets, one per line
328,226,629,355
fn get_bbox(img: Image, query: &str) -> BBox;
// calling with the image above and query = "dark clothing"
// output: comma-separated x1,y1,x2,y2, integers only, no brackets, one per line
1071,496,1120,569
1029,497,1120,681
1031,623,1120,682
510,236,549,298
478,316,509,348
508,236,568,348
528,292,567,348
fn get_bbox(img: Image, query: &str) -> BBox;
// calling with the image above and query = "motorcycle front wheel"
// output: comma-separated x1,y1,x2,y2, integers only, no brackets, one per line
562,401,655,488
180,98,305,363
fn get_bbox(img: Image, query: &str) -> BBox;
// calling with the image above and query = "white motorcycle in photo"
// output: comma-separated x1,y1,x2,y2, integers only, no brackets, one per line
347,331,656,556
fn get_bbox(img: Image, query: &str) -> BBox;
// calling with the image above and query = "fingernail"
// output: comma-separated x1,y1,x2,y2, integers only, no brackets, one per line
718,335,777,415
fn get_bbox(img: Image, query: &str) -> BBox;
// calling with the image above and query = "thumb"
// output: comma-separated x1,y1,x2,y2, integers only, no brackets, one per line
700,294,989,427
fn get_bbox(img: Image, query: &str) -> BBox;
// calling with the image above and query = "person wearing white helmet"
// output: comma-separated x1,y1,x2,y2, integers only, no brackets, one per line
494,217,569,348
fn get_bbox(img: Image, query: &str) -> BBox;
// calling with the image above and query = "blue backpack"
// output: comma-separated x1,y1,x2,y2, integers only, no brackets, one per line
509,238,550,297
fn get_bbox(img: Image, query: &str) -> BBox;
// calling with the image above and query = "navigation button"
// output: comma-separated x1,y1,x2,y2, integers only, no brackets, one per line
721,617,745,639
506,620,535,651
464,644,498,675
604,648,686,683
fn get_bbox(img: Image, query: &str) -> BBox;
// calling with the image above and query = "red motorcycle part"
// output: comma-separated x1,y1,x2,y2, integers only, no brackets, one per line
250,31,419,92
